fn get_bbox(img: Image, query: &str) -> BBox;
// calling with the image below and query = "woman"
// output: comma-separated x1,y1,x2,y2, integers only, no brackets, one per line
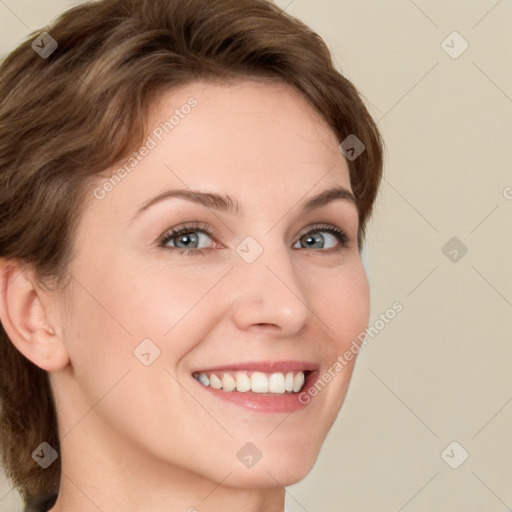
0,0,383,510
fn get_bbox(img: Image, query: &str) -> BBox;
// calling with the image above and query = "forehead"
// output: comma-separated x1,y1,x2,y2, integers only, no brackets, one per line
88,79,354,224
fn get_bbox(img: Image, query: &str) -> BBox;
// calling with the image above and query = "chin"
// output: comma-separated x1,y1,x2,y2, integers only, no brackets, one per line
224,455,319,489
215,431,325,489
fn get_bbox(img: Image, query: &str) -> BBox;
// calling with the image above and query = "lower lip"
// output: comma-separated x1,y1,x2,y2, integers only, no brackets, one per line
193,371,319,413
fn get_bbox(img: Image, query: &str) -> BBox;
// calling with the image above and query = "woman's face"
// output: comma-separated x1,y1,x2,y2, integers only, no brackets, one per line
53,79,370,488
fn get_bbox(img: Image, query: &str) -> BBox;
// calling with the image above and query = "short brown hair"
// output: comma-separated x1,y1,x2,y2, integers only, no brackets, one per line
0,0,383,503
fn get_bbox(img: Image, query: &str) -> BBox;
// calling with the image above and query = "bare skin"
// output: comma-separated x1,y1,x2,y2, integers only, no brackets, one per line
0,79,370,512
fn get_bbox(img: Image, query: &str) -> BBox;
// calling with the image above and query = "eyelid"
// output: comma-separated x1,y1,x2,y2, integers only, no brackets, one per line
158,221,220,246
296,222,348,240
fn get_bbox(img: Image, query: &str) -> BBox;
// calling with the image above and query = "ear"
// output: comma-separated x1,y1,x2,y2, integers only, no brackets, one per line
0,259,70,372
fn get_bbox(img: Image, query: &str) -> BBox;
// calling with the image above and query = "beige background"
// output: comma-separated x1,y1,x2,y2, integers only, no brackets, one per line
1,1,511,511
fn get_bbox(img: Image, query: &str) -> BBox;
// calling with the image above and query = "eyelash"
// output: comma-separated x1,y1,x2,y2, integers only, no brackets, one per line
158,222,351,257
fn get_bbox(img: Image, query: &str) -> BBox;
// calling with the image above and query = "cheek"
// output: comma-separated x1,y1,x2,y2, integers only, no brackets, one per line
338,270,370,349
60,257,223,419
59,266,199,452
308,260,370,353
68,255,212,348
296,261,369,425
101,257,225,337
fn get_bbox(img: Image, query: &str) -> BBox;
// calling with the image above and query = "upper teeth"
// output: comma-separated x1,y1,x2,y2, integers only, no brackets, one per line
193,370,306,394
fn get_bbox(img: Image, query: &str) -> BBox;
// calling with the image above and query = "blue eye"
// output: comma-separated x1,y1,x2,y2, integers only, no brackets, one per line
158,222,213,257
294,224,350,251
158,222,351,256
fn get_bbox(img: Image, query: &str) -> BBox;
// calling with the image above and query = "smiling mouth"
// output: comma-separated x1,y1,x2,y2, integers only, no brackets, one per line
192,370,311,395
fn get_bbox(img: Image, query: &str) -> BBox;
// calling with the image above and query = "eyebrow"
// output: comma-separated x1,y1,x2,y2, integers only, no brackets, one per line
129,185,358,224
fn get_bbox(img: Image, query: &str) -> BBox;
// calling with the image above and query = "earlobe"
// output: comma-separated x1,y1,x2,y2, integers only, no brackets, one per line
0,260,70,372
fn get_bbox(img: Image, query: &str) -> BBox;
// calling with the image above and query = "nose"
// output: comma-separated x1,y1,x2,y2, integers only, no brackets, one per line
230,241,311,337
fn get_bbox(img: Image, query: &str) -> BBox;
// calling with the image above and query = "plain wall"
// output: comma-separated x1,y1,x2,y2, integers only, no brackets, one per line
1,1,511,510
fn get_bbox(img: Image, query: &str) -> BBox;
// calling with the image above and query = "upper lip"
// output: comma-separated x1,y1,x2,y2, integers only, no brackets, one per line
191,360,319,374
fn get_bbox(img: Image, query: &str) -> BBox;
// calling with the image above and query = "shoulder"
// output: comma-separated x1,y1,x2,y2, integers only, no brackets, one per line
24,492,58,512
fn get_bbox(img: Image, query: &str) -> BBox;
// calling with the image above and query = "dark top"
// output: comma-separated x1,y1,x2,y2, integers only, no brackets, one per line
23,493,58,512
